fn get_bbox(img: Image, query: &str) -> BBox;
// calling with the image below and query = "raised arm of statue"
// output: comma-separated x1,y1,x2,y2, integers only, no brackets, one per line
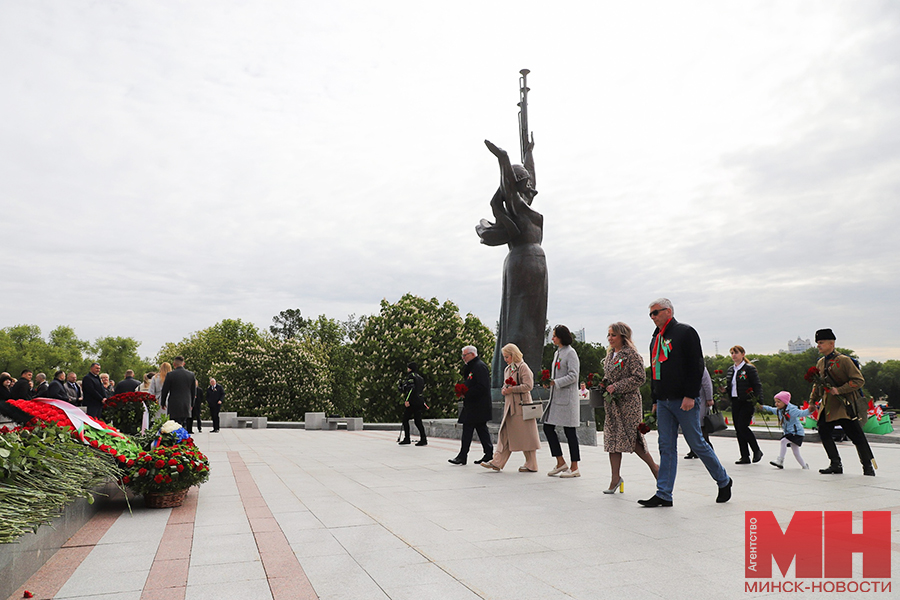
524,133,536,190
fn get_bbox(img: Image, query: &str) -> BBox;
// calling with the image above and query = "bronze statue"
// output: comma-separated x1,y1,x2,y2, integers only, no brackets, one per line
476,70,548,392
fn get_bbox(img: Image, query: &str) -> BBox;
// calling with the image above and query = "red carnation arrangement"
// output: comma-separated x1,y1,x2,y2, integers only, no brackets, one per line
454,383,468,398
124,443,209,496
504,377,516,387
102,391,159,435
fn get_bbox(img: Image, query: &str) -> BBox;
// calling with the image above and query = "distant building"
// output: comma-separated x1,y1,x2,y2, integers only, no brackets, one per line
780,337,812,354
546,327,586,344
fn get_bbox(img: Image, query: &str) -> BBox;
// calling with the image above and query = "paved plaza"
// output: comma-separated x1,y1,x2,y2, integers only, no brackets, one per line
9,428,900,600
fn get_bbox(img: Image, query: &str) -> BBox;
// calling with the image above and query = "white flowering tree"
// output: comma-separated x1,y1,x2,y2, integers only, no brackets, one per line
212,335,333,420
352,294,494,422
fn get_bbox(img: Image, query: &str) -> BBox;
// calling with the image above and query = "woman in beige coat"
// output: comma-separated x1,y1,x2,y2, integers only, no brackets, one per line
482,343,541,472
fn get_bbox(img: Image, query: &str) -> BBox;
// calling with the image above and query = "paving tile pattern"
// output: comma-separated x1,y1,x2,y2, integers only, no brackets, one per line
8,428,900,599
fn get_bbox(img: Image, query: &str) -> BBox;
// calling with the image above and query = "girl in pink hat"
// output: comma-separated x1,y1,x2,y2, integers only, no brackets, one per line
759,391,813,470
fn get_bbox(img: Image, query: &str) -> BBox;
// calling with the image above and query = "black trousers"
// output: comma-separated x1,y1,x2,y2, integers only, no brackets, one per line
457,421,492,459
208,402,221,431
401,405,426,441
188,402,202,433
732,398,760,458
818,417,874,466
543,423,581,462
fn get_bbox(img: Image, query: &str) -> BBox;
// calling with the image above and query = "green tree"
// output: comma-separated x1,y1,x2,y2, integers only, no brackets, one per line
93,336,153,383
269,309,311,340
352,294,494,422
45,326,90,374
212,336,331,420
156,319,262,387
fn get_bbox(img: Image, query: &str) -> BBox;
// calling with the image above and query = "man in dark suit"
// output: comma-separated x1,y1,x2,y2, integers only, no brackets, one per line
161,356,195,429
206,378,225,433
114,370,142,395
449,346,493,465
45,371,70,401
10,370,34,400
66,372,83,405
32,373,49,398
82,363,108,418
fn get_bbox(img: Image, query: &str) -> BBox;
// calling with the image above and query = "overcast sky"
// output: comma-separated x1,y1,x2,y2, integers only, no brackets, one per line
2,1,899,364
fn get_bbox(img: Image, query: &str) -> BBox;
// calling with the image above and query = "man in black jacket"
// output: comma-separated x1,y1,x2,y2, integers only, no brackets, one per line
639,298,731,507
449,346,493,465
82,363,108,418
398,362,427,446
45,371,70,401
10,370,34,400
161,357,196,429
206,378,225,433
32,373,49,398
114,370,142,395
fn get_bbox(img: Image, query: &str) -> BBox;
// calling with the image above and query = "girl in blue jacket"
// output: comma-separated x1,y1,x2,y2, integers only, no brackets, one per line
759,391,812,470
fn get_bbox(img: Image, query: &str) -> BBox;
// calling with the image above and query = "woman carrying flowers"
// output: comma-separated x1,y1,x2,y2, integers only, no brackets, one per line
481,343,540,473
602,322,659,494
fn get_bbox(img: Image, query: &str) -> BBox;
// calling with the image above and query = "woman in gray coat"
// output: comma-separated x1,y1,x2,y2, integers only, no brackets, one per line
544,325,582,478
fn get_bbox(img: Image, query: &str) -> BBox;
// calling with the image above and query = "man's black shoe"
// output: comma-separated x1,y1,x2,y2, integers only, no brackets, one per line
716,477,733,503
474,455,492,465
684,451,697,459
398,439,411,445
415,440,427,446
211,429,220,433
638,495,673,507
735,457,751,464
819,464,843,474
863,464,876,476
752,450,764,463
448,457,466,465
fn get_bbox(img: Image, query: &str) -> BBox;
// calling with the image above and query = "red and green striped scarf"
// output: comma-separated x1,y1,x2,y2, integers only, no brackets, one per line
651,320,673,380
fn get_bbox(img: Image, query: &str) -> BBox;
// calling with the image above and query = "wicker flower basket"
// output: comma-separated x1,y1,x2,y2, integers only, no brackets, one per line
144,488,189,509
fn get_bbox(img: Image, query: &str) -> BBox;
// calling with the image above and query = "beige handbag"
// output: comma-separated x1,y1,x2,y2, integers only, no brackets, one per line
521,401,544,420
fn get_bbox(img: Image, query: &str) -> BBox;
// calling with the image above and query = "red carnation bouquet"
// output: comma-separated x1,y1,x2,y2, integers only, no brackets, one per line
804,366,827,388
103,391,159,435
504,377,516,387
540,369,551,388
123,437,209,495
454,383,468,398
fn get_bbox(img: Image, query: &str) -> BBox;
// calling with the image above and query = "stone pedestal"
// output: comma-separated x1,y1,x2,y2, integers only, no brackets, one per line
304,412,326,430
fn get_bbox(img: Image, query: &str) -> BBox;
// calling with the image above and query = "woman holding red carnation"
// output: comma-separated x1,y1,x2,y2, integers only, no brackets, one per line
480,344,540,473
602,322,659,494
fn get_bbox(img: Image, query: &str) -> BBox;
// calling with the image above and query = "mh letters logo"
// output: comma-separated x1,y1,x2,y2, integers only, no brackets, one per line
746,511,891,578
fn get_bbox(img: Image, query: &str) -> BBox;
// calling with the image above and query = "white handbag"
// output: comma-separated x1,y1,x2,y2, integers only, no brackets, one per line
521,402,544,420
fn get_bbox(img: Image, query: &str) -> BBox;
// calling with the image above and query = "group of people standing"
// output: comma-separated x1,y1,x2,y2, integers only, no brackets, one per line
1,358,226,435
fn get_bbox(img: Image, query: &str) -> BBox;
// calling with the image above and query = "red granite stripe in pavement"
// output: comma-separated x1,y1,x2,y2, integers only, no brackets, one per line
228,451,318,600
139,488,199,600
8,500,124,600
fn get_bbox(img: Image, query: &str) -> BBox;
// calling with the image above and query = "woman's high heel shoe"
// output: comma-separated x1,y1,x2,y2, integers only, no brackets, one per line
603,478,624,494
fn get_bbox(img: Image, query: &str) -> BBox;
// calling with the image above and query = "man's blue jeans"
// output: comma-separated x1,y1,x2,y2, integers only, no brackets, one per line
656,398,729,502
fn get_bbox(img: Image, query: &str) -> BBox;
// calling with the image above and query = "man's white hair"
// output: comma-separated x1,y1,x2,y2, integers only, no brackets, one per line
648,297,674,312
462,345,478,356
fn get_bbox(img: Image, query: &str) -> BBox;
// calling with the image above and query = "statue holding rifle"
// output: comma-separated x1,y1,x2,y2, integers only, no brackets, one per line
476,69,548,391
